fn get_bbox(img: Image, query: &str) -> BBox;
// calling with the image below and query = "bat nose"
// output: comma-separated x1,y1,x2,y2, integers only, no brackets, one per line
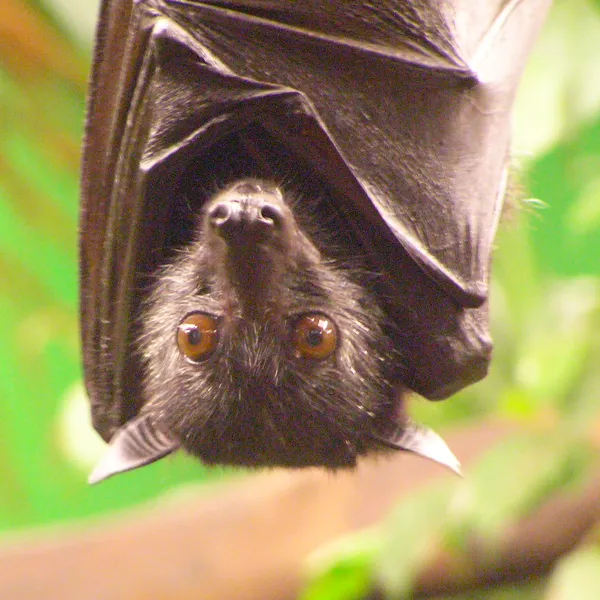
207,197,285,240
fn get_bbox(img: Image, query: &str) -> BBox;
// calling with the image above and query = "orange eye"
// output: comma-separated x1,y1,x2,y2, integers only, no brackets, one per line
292,313,337,360
177,313,219,361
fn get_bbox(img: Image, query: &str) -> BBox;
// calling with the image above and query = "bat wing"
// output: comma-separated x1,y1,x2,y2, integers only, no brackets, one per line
81,0,550,440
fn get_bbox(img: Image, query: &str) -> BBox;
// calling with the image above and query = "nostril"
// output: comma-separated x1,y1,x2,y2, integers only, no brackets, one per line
259,203,284,229
206,198,283,240
208,203,231,228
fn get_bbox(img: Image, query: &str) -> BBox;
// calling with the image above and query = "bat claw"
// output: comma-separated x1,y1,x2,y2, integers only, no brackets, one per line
373,421,462,476
89,415,179,484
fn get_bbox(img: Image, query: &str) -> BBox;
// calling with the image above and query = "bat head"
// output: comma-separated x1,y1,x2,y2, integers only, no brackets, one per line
89,179,460,483
140,178,400,467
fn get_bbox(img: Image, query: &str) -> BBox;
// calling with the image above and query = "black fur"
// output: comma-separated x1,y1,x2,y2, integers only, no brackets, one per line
139,179,404,468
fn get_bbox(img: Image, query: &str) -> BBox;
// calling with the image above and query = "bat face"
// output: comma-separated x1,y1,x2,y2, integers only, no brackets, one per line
88,176,461,483
140,178,400,468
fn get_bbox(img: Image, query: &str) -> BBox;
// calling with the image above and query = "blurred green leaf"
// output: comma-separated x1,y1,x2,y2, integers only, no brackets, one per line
514,0,600,156
301,530,379,600
545,547,600,600
447,432,591,545
512,279,599,405
527,116,600,278
568,177,600,234
40,0,100,44
434,580,544,600
376,484,454,598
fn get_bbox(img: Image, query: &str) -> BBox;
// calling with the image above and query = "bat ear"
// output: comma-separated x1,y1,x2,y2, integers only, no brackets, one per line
88,415,179,484
374,422,462,476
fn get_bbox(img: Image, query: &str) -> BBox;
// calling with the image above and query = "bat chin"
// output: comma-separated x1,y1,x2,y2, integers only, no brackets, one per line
182,436,364,470
88,392,461,483
169,387,382,470
175,383,461,474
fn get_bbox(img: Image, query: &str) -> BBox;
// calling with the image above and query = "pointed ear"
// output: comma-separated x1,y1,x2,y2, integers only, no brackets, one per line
89,414,179,484
373,422,461,476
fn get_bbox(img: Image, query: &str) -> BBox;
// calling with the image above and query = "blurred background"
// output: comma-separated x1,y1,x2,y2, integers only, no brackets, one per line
0,0,599,598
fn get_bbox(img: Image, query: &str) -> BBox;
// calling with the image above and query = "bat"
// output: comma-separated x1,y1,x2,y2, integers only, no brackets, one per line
80,0,550,483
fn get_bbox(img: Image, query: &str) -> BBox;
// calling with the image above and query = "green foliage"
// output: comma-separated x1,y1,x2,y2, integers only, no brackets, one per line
440,581,545,600
301,530,380,600
376,486,455,598
545,547,600,600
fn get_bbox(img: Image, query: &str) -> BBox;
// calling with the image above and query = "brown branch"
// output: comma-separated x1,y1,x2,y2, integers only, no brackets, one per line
0,422,597,600
412,473,600,597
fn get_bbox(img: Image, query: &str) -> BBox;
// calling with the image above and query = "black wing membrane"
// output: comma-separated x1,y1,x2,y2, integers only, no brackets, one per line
81,0,550,441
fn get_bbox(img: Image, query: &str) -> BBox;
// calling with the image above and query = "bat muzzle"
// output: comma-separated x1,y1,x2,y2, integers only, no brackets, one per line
202,179,307,317
206,180,287,246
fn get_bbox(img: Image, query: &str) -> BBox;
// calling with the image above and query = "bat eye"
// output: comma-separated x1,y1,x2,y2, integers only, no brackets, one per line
292,313,337,360
177,313,219,361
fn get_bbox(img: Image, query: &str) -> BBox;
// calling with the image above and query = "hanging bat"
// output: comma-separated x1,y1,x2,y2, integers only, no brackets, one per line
80,0,550,483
